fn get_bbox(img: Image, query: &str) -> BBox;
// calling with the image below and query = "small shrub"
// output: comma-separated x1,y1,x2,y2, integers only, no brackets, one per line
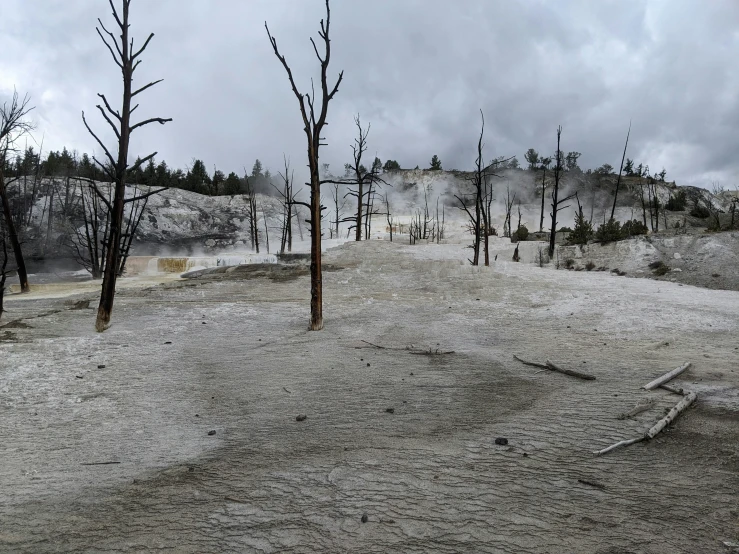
564,258,575,269
595,218,622,243
566,208,594,245
558,226,573,233
650,261,670,276
665,190,687,211
620,219,648,238
690,203,710,219
585,261,595,271
707,216,722,232
515,224,529,241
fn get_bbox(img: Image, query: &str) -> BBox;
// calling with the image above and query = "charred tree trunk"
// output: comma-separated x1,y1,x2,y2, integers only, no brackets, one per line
0,167,29,292
549,127,563,258
267,0,343,330
83,0,171,332
0,90,34,293
384,193,393,242
454,110,485,265
43,184,55,255
261,203,270,254
355,179,363,241
610,121,631,221
0,231,8,319
548,128,577,258
539,167,546,233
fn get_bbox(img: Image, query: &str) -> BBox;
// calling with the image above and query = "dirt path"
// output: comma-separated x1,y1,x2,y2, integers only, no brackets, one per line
1,241,738,553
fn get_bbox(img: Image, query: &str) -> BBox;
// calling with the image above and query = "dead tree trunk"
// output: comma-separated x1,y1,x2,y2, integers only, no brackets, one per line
84,0,171,332
0,228,9,320
0,92,34,293
503,186,516,238
267,0,343,330
610,121,631,221
117,185,149,276
455,110,485,265
329,182,344,239
244,175,260,253
539,165,547,232
549,126,576,258
0,167,30,293
347,114,369,242
261,203,270,254
275,156,294,254
384,192,393,242
43,184,55,255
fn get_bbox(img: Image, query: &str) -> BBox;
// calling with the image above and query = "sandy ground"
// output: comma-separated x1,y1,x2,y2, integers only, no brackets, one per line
1,239,738,553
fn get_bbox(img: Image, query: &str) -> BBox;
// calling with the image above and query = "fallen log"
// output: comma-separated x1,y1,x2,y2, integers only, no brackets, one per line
545,360,596,381
513,355,548,369
514,355,596,380
595,391,697,455
594,437,644,456
577,478,607,490
617,398,655,420
408,349,455,356
642,362,691,390
659,384,684,395
646,391,697,439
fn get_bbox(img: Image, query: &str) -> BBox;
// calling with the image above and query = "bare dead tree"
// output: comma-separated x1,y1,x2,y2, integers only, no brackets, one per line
0,220,11,320
503,186,516,238
266,0,343,330
421,183,432,240
329,182,345,239
244,173,260,253
516,203,522,236
0,90,35,293
539,157,551,232
275,155,295,253
365,179,380,239
549,126,576,257
261,202,270,254
384,192,393,242
454,110,486,265
84,0,171,331
69,180,110,278
438,198,445,244
346,114,370,241
610,121,631,221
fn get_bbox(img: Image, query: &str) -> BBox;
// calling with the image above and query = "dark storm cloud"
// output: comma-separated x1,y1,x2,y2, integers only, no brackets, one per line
1,0,738,188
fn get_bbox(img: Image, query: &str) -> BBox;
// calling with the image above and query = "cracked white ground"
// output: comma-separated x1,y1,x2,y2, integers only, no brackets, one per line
1,235,738,553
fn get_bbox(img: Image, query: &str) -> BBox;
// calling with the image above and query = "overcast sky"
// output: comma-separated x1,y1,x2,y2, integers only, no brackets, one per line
1,0,738,188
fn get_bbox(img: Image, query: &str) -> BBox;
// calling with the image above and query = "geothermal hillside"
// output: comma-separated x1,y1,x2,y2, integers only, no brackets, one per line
5,169,730,265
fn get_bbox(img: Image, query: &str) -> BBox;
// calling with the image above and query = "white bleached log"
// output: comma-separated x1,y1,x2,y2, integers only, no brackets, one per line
642,362,691,390
594,437,644,456
594,391,697,456
646,392,697,439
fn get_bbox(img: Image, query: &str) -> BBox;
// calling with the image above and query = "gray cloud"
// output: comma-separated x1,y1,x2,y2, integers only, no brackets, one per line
1,0,737,189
